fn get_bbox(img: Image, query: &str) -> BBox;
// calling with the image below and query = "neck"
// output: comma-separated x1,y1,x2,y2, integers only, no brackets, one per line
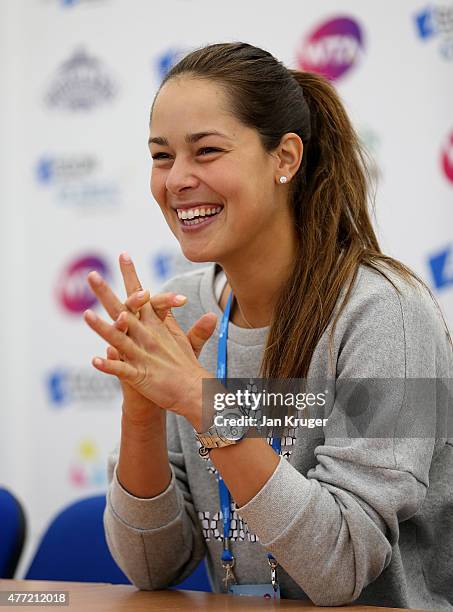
218,235,297,329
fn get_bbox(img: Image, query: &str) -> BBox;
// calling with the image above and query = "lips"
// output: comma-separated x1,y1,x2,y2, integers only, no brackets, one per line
177,207,223,233
172,202,224,211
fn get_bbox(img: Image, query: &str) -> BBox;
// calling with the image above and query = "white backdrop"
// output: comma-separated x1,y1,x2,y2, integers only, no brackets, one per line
0,0,452,578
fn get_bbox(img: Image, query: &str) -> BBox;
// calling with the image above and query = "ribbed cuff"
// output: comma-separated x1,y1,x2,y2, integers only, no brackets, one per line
109,464,183,530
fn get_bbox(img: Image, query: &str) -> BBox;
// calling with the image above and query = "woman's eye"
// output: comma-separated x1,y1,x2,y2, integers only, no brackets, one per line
197,147,221,155
151,147,221,160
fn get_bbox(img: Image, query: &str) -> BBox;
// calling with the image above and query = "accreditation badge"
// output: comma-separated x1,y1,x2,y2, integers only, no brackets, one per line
229,584,281,599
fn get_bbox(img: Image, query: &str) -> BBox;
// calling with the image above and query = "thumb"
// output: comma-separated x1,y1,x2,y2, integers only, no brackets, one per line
187,312,218,358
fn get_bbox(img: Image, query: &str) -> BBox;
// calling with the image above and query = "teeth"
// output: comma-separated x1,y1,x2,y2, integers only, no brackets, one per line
177,206,222,220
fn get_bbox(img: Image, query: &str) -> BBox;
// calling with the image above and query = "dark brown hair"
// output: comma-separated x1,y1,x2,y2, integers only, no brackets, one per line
153,42,451,377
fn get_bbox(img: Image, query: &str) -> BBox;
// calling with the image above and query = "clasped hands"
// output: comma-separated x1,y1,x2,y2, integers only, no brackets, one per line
83,252,217,431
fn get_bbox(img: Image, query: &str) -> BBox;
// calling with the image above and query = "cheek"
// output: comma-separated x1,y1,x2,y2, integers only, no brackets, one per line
209,165,252,207
150,168,166,204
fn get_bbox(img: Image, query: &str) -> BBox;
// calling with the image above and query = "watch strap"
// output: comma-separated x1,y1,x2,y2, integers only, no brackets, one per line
195,425,238,457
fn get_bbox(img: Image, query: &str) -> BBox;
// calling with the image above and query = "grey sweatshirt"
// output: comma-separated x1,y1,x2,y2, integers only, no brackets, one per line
104,262,453,610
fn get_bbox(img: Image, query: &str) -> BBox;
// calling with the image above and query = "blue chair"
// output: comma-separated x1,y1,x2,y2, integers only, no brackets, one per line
171,559,211,592
25,495,128,583
0,487,27,578
25,494,211,591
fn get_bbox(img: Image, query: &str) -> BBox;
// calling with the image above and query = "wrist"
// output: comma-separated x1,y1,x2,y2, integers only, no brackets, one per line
121,411,166,442
182,368,215,432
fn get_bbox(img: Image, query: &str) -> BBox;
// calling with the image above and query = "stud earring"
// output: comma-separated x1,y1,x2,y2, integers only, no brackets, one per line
279,176,287,184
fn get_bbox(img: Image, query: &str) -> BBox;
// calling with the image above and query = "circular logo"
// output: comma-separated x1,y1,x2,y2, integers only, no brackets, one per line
296,16,364,81
56,254,109,314
441,130,453,184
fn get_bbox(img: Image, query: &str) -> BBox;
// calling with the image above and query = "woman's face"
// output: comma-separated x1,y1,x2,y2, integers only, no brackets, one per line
149,76,291,264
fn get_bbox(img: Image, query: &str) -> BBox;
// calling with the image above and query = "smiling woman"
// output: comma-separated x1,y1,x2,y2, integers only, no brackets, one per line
87,42,453,610
147,75,299,292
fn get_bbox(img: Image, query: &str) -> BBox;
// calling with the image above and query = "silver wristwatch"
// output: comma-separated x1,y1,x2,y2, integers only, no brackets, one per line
195,409,249,457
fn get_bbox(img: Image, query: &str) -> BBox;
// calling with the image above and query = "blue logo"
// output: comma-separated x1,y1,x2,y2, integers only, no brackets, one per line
36,158,54,183
58,0,105,8
47,367,120,407
414,5,453,59
48,369,69,405
155,48,187,81
35,154,121,210
152,251,174,281
428,246,453,290
36,155,96,184
415,7,437,39
151,250,208,284
45,48,117,111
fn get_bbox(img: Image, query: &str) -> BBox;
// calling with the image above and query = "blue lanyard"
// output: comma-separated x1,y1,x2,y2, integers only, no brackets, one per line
217,290,281,566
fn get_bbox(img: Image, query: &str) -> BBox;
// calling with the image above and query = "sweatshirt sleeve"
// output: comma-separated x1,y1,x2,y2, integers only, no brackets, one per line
103,411,207,590
236,274,451,606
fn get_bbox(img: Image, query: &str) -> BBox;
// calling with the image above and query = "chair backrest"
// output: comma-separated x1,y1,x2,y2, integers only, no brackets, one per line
0,487,27,578
25,494,211,591
25,495,129,583
172,559,211,592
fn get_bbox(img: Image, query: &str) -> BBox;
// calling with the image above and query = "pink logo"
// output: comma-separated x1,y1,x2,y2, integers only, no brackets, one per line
56,254,109,314
296,16,364,81
441,130,453,184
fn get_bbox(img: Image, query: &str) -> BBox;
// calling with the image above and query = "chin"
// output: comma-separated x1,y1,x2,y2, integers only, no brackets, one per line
181,250,215,264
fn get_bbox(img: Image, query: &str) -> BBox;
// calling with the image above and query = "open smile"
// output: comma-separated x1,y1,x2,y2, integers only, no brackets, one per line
175,205,224,233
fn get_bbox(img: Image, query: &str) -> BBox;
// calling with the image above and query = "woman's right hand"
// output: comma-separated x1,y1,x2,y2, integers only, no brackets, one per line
87,253,217,425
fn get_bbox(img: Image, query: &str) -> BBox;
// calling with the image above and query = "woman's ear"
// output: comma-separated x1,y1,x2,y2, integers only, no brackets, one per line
274,133,304,182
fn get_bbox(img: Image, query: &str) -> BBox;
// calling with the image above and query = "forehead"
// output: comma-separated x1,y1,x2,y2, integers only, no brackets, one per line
150,77,240,138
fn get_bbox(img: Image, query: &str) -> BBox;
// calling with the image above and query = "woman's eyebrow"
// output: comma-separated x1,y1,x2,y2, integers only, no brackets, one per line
148,131,232,146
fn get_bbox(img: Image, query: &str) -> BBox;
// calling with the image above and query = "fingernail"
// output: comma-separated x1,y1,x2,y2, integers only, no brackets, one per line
93,357,103,367
137,290,146,299
85,309,97,322
174,294,187,305
121,251,132,263
89,271,102,286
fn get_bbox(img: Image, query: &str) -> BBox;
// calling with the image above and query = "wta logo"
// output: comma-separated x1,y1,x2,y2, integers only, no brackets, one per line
296,16,364,80
441,129,453,184
56,254,109,314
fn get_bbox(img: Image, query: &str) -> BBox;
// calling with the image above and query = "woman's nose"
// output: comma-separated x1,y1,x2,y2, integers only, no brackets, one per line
165,157,199,194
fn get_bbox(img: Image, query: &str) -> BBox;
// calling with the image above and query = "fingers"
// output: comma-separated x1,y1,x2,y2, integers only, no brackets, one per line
92,355,138,382
119,251,143,295
84,309,142,361
115,310,155,349
87,271,126,321
106,345,120,360
119,252,156,325
125,291,187,322
187,313,218,358
123,289,150,320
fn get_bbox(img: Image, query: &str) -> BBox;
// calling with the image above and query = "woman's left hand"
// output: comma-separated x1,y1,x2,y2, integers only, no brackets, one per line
83,287,214,428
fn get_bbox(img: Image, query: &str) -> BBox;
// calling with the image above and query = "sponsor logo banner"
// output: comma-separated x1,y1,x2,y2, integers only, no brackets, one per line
56,254,109,314
68,439,106,488
36,155,121,211
296,16,364,80
47,366,120,407
45,49,117,111
414,4,453,60
428,246,453,290
441,129,453,184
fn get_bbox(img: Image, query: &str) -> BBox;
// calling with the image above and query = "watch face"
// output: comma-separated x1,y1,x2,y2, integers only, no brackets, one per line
215,409,249,441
